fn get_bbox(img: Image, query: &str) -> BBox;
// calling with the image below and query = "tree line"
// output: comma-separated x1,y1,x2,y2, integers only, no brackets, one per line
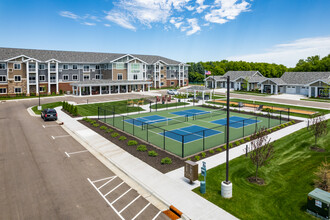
188,54,330,82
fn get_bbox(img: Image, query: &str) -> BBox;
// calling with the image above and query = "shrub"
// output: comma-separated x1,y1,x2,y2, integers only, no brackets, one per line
240,139,245,144
83,117,90,122
119,136,127,141
267,129,271,133
281,124,285,128
223,144,227,150
100,126,107,130
194,155,200,161
89,120,96,124
127,140,138,146
137,144,147,152
201,152,206,158
186,158,191,161
111,132,119,138
229,143,233,148
148,150,158,157
106,128,114,133
277,126,282,130
216,148,222,152
161,157,172,164
245,137,251,141
289,121,293,125
291,120,295,124
209,150,215,154
93,123,100,127
235,141,240,146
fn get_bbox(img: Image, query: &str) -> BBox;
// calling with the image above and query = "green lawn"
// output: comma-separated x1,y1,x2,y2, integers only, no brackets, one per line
77,100,145,116
32,102,63,115
301,98,330,103
193,120,330,220
232,91,271,96
0,94,64,100
208,99,330,118
150,102,189,109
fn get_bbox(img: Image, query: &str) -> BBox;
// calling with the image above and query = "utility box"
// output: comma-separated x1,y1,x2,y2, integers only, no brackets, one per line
184,160,198,183
307,188,330,220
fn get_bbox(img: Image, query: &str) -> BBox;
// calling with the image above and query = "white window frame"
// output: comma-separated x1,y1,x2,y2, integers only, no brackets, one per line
39,86,45,92
83,74,90,81
14,87,22,94
63,74,69,81
72,74,78,81
133,74,138,80
147,74,151,79
95,74,100,79
0,88,6,94
115,63,125,70
14,75,21,82
0,63,6,69
72,64,78,70
14,63,21,70
95,65,100,70
63,64,69,70
0,76,6,82
83,65,90,72
39,64,45,70
50,64,56,70
39,75,45,81
117,73,123,80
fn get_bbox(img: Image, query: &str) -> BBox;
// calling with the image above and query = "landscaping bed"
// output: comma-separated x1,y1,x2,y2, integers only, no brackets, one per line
79,119,185,173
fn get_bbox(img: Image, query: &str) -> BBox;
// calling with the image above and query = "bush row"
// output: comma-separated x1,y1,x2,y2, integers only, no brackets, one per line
63,101,78,116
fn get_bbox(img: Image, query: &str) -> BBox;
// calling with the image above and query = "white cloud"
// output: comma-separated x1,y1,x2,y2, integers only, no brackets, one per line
185,18,201,35
59,11,80,20
205,0,250,23
90,15,101,22
105,11,136,30
227,36,330,67
186,5,195,11
104,24,111,27
82,22,96,26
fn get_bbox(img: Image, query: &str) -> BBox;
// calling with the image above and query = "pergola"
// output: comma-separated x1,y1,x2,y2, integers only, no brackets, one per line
185,86,213,100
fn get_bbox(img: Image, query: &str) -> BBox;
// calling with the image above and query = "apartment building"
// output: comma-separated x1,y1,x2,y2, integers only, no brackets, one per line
0,48,189,96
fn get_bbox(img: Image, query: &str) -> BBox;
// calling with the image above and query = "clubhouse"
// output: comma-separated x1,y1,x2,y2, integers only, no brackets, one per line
0,47,189,96
205,71,330,98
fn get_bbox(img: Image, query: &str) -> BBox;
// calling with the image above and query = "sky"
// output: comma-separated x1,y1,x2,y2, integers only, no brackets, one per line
0,0,330,67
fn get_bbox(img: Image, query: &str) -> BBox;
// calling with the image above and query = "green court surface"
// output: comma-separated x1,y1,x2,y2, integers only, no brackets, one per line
99,106,285,158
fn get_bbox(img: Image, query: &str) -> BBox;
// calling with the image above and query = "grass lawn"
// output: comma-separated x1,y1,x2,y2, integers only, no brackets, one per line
0,94,64,100
301,98,330,103
232,91,271,96
32,102,63,115
77,100,145,116
193,120,330,220
150,102,189,109
208,99,330,118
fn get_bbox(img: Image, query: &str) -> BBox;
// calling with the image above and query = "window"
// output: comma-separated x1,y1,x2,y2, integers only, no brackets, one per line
0,64,6,69
39,64,45,70
14,63,21,70
161,66,164,70
29,63,36,70
72,75,78,81
0,88,6,94
63,64,68,70
63,75,69,81
95,65,100,70
161,74,164,78
133,74,138,80
171,74,174,78
167,67,169,70
72,64,78,69
14,87,22,93
115,63,125,69
39,75,45,81
83,75,90,80
117,74,123,80
50,64,56,70
95,74,100,79
184,81,187,85
171,82,174,85
0,76,6,82
14,75,21,82
147,74,151,79
161,82,164,86
83,65,90,72
39,87,45,92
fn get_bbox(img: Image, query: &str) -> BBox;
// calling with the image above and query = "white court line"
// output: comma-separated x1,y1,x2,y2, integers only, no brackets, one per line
87,178,125,220
98,176,117,190
92,176,116,183
51,135,71,139
65,150,89,157
104,182,124,197
119,195,141,214
132,202,151,220
111,188,132,205
152,210,162,220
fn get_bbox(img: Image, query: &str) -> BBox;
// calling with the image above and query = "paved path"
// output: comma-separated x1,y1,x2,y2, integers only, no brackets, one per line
57,107,238,220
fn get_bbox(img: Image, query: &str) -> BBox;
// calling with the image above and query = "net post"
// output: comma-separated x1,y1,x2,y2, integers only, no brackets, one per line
163,129,166,150
182,135,184,158
203,130,205,151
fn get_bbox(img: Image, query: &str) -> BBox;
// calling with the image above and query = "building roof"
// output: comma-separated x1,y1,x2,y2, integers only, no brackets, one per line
260,78,287,85
186,85,211,91
281,72,330,85
308,188,330,204
70,79,152,87
223,71,262,81
0,47,182,65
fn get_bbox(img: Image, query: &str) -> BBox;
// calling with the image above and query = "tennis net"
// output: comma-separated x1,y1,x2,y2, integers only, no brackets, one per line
142,115,187,129
193,109,226,120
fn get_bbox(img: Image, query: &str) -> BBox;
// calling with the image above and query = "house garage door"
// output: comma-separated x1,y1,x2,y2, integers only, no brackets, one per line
286,86,296,94
300,87,309,95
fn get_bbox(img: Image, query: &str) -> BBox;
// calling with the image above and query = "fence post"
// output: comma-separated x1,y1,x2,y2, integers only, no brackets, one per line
182,135,184,158
133,119,135,135
268,113,270,128
243,120,245,137
113,112,115,125
163,130,165,150
123,116,125,131
255,117,257,133
104,109,106,122
203,130,205,151
146,124,149,142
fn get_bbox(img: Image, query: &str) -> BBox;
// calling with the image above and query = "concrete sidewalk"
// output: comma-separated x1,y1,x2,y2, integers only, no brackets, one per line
57,107,237,220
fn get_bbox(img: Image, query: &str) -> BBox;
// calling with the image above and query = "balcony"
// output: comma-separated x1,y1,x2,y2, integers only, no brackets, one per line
29,68,36,72
29,80,36,84
50,79,57,83
50,68,56,72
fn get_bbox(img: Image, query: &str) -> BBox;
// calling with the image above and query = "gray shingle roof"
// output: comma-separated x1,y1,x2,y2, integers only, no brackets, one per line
0,47,182,65
261,78,286,85
247,76,267,83
280,72,330,85
223,71,261,80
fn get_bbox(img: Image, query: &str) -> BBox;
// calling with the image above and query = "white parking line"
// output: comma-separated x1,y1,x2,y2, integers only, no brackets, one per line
104,182,124,197
98,176,117,190
111,188,132,205
152,210,162,220
132,203,151,220
119,195,141,214
65,150,89,157
51,135,70,139
92,176,116,183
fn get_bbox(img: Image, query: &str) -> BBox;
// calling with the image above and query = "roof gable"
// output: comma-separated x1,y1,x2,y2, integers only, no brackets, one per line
281,72,330,85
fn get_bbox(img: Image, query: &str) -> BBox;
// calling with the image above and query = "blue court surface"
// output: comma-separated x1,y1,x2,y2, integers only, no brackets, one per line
159,125,222,143
171,109,210,117
124,115,170,126
211,116,260,128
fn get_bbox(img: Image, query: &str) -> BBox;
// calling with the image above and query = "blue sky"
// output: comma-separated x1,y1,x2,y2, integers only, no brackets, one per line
0,0,330,67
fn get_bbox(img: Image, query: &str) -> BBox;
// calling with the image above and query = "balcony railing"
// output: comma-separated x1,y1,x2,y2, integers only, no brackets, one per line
29,68,36,72
50,79,56,83
29,80,36,84
50,68,56,72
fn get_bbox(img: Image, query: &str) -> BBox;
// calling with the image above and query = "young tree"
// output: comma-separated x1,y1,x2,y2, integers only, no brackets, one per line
314,159,330,192
248,128,274,182
308,114,328,146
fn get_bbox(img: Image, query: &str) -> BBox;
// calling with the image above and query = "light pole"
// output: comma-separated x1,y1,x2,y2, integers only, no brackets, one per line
221,75,232,198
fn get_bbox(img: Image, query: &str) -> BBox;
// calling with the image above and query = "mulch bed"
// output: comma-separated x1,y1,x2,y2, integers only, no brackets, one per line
247,176,265,185
311,146,326,152
80,120,185,173
61,109,81,118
